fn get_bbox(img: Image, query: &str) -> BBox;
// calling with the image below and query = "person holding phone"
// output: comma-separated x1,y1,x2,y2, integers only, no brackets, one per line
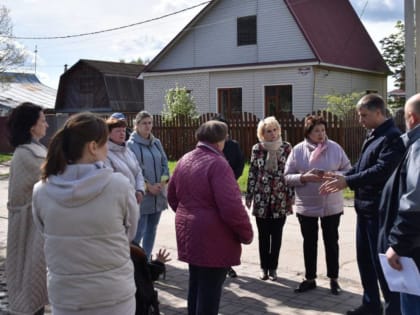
284,115,351,295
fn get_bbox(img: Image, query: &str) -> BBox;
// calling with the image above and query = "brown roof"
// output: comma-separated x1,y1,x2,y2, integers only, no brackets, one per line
284,0,389,73
79,59,145,77
146,0,389,74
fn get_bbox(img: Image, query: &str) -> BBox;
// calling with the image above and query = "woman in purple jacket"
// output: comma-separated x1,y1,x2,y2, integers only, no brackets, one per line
167,120,253,315
284,115,351,295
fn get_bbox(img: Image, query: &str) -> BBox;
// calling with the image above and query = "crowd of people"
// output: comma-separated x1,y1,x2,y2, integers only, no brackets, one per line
4,92,420,315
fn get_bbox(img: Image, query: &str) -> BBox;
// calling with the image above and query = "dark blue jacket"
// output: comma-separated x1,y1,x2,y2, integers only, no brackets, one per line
345,118,405,217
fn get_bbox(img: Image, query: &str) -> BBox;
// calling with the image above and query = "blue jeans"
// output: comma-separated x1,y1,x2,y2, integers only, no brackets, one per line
401,293,420,315
133,212,162,258
356,215,401,314
188,264,228,315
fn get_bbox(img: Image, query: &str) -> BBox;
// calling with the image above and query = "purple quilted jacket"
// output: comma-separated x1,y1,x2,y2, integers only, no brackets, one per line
168,142,253,267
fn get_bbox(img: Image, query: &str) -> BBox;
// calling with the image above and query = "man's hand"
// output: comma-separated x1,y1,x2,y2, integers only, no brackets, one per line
386,247,402,271
319,174,347,194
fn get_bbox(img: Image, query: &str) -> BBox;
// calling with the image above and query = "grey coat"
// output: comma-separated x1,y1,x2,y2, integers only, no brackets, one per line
127,132,169,215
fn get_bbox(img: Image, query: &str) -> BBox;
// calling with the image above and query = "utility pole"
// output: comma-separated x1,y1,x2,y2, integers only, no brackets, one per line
34,45,38,75
405,0,415,97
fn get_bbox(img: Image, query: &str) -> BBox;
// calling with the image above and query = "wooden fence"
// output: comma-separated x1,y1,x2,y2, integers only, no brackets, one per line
0,110,405,164
149,110,405,163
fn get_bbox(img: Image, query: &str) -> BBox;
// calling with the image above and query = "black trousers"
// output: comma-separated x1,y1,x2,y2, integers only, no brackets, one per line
255,216,286,270
188,264,228,315
297,212,342,280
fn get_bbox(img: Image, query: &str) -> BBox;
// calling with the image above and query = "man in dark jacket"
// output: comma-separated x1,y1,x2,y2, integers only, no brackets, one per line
214,116,245,278
320,93,405,315
378,93,420,315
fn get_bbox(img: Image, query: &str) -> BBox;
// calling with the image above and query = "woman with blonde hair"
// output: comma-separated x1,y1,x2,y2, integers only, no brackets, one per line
245,116,294,281
32,112,138,315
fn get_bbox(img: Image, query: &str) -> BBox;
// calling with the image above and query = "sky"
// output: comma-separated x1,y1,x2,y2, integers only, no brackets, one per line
1,0,404,90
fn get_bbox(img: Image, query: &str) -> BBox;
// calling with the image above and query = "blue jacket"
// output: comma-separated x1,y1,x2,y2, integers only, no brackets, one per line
379,125,420,267
127,132,169,215
345,118,404,217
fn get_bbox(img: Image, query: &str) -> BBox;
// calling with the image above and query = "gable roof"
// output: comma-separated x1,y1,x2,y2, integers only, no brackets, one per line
0,72,56,110
145,0,389,74
284,0,389,73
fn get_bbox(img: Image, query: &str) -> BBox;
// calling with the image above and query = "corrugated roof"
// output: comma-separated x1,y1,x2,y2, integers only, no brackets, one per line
0,72,56,109
145,0,389,74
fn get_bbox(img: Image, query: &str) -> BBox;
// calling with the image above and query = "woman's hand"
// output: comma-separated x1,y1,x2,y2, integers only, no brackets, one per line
135,191,144,204
147,183,163,195
300,169,325,183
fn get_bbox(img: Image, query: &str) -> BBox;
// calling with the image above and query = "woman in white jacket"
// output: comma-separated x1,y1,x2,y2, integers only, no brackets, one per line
105,114,145,204
32,112,139,315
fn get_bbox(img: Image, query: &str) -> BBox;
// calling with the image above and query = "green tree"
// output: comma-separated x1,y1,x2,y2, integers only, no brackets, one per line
162,85,198,123
322,91,364,119
380,20,405,90
0,6,26,77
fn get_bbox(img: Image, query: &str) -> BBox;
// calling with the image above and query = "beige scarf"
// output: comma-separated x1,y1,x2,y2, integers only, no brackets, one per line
261,138,283,172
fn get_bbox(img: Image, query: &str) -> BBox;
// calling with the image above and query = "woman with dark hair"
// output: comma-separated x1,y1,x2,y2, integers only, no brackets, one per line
105,115,145,204
6,102,49,315
245,116,294,282
284,115,351,295
32,112,138,315
168,120,253,315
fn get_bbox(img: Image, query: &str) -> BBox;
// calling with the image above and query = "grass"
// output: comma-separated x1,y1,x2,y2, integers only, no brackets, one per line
0,153,12,164
168,160,354,199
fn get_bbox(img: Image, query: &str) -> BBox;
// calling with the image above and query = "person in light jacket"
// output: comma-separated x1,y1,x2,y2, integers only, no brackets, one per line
245,116,294,282
32,112,139,315
167,120,253,315
284,115,351,295
6,102,49,315
127,110,170,259
105,115,145,204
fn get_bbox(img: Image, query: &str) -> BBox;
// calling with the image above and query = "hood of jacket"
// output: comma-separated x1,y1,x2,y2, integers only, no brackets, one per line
44,162,113,207
129,131,156,146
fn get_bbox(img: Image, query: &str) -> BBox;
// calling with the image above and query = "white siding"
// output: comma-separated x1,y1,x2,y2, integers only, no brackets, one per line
145,65,314,118
144,73,211,114
153,0,314,71
313,69,387,112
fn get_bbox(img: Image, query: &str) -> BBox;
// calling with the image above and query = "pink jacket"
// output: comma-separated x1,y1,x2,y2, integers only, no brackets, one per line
284,139,351,217
168,142,253,267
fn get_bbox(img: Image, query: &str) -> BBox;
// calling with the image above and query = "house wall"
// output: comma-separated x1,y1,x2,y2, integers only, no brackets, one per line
313,68,387,113
153,0,314,71
144,65,314,118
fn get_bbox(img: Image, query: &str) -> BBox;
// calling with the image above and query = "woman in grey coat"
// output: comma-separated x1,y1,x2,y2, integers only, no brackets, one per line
127,111,170,259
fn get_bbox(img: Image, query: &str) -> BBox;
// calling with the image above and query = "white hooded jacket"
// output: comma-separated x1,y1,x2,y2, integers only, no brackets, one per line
32,162,138,311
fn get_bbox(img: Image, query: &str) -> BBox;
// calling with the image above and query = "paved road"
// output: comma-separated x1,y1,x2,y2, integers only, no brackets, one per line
0,162,368,314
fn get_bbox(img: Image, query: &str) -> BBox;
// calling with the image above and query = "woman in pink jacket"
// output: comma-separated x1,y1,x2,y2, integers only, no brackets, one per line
284,115,351,295
167,120,253,315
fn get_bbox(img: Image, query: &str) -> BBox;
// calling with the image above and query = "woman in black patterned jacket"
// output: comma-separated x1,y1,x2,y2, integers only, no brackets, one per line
245,116,294,281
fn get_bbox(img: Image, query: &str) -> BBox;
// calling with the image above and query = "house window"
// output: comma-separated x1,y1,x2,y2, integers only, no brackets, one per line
237,15,256,46
218,88,242,117
265,85,292,117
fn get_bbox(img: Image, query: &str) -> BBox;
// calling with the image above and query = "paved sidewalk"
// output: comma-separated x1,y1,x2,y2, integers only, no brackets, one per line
0,161,366,314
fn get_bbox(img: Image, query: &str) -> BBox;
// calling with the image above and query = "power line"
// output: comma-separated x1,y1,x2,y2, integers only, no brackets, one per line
6,1,210,40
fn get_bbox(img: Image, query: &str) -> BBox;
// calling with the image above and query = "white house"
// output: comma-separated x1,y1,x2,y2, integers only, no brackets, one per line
141,0,389,119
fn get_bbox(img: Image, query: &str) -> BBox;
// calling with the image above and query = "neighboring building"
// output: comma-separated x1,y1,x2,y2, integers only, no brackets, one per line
387,88,405,106
142,0,390,119
0,72,56,116
55,59,145,113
